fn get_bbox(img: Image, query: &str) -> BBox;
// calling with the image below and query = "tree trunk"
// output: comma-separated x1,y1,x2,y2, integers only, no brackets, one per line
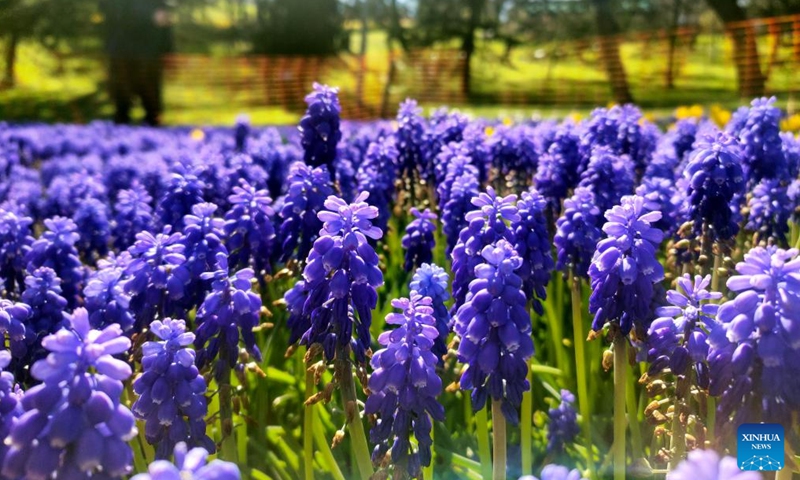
388,0,408,52
592,0,633,104
705,0,766,97
462,0,484,98
3,32,19,88
380,36,397,118
665,0,683,89
355,0,368,116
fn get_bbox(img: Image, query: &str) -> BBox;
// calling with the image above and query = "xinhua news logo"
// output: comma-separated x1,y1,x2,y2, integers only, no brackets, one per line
737,423,784,471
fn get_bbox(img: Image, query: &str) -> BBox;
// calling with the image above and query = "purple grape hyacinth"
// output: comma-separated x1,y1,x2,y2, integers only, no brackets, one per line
285,192,384,363
589,195,665,337
0,299,31,360
112,183,154,251
21,267,67,347
454,240,533,423
124,229,186,331
488,125,539,179
73,198,111,261
708,246,800,432
646,274,722,386
410,263,451,363
684,133,747,243
731,96,787,184
0,208,33,295
554,187,602,278
395,99,426,183
168,203,228,315
441,171,480,256
435,142,475,210
547,389,579,454
512,189,553,315
133,319,213,458
3,308,136,480
421,109,468,182
299,83,342,175
450,187,518,314
636,176,682,238
131,442,240,480
0,351,22,472
460,123,491,184
666,449,761,480
520,465,587,480
84,265,135,331
279,162,334,263
224,179,276,276
356,138,399,235
194,252,263,376
577,146,635,216
365,294,444,478
746,178,791,246
579,104,657,175
25,216,85,309
402,207,437,272
665,118,701,165
533,123,581,215
156,169,206,231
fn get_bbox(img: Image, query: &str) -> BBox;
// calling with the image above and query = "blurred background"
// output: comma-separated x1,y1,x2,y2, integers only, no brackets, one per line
1,0,799,125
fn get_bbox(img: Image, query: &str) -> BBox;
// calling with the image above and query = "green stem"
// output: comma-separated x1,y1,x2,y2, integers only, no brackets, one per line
530,364,563,376
123,383,153,473
668,379,686,470
553,278,569,377
312,411,346,480
133,434,149,475
476,406,493,480
448,450,482,471
304,370,315,480
219,368,238,463
570,274,595,480
613,337,627,480
625,365,643,461
711,252,723,293
707,396,716,445
336,355,373,480
491,400,507,480
521,365,533,476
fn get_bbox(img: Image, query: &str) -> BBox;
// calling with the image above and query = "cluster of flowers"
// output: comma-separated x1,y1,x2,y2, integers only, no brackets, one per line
0,86,798,480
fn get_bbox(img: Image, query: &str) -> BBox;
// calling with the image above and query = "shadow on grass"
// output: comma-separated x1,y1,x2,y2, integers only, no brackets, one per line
0,88,109,124
468,78,744,109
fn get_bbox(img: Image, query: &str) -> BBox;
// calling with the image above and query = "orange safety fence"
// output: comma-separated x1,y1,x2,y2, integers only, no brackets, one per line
8,14,800,122
161,49,466,120
159,14,800,119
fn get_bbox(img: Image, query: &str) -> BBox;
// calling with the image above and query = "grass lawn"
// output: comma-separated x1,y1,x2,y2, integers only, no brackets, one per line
1,30,795,125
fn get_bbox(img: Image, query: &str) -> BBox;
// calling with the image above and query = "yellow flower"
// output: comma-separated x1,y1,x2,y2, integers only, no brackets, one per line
710,105,731,128
484,126,495,137
190,129,205,141
502,117,513,127
780,113,800,133
675,104,704,119
568,112,583,123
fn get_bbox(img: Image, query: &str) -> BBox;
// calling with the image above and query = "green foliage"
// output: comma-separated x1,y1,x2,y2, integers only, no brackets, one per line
252,0,345,55
0,0,98,44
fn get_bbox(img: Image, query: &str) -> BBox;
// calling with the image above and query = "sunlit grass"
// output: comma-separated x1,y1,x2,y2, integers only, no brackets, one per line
1,32,796,125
